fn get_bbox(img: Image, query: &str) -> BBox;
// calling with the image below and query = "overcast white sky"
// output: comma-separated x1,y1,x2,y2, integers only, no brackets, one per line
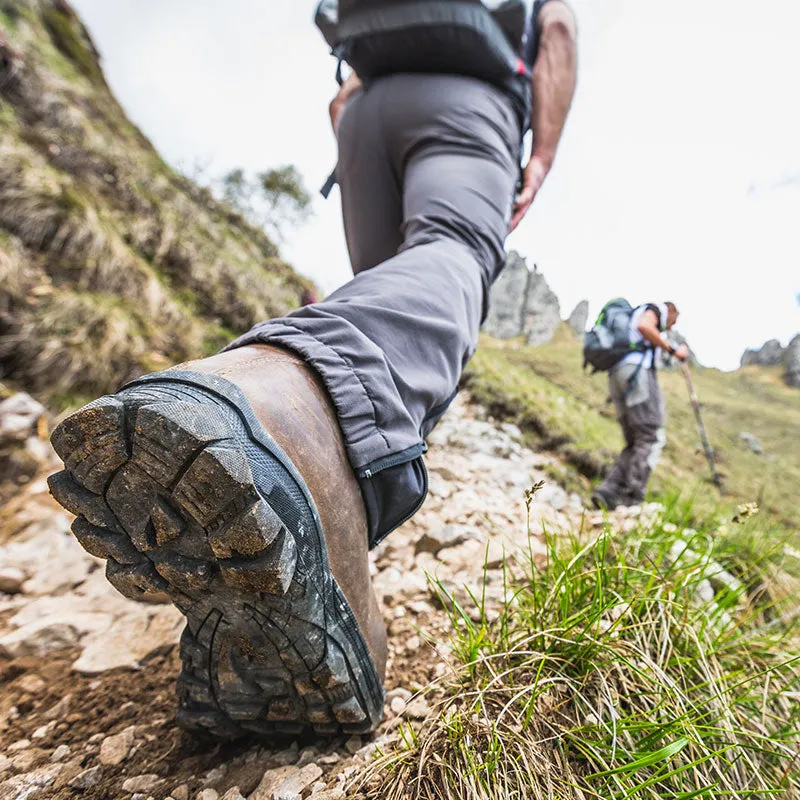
70,0,799,370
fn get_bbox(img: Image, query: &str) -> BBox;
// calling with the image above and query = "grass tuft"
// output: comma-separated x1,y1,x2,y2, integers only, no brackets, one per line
41,2,104,86
358,501,800,799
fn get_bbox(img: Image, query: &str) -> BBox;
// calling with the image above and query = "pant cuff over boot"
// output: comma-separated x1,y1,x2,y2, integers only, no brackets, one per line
225,322,428,548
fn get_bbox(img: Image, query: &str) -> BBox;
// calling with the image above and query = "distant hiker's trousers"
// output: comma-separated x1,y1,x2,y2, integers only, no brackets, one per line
598,365,667,506
227,74,522,547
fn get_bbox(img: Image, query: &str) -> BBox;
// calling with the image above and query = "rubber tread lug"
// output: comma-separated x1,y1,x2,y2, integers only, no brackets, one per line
151,499,184,546
48,470,122,532
106,463,159,546
106,558,170,600
153,552,215,592
71,517,141,565
333,696,368,724
219,527,297,595
173,445,257,529
209,501,283,559
51,397,128,493
132,402,234,487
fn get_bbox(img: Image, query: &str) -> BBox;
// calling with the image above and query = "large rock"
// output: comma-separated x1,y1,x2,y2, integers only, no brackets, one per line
0,569,182,668
0,393,47,446
739,432,763,454
483,252,561,346
99,726,136,766
483,252,529,339
0,393,55,499
0,765,63,798
72,605,182,674
2,518,94,597
121,775,164,794
741,339,785,367
784,335,800,388
250,765,324,800
567,300,589,337
0,619,81,658
523,268,561,346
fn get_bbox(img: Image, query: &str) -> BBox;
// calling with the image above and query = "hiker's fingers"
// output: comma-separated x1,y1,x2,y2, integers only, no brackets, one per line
509,189,535,233
508,210,525,234
330,104,344,136
525,157,550,198
509,157,550,233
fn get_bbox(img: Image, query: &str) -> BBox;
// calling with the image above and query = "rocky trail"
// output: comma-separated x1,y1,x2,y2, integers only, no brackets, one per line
0,393,652,800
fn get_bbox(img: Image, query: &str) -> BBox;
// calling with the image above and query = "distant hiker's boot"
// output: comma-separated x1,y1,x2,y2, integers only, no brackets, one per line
47,345,387,740
591,488,618,511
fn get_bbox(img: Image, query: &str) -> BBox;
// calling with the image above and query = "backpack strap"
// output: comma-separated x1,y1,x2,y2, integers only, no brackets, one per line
625,356,648,397
320,169,338,199
523,0,560,65
643,302,664,330
321,42,353,199
641,302,666,370
334,47,346,86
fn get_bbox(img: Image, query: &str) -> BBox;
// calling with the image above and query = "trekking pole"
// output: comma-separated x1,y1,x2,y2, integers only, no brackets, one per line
680,361,723,491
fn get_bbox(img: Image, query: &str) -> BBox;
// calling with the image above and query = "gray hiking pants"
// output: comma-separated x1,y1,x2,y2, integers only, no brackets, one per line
227,74,521,547
598,365,667,506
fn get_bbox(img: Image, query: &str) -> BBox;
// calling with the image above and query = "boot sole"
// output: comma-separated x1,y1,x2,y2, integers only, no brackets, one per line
47,370,384,740
591,491,616,512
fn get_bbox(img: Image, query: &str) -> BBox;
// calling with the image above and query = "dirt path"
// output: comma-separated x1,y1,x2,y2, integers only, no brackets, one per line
0,395,615,800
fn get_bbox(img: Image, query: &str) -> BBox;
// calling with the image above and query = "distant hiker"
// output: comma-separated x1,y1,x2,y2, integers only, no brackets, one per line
48,1,578,739
591,302,689,510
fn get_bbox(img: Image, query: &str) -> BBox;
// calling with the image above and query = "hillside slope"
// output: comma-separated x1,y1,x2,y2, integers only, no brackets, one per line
0,0,313,408
466,326,800,535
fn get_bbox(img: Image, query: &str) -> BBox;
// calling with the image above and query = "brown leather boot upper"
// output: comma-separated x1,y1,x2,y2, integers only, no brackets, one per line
178,345,388,679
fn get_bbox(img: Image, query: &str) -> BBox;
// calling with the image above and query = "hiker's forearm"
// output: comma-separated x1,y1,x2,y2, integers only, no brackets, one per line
638,323,672,352
329,74,363,132
530,1,578,169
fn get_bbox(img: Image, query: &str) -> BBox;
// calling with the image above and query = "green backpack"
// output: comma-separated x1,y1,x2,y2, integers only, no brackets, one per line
583,299,650,372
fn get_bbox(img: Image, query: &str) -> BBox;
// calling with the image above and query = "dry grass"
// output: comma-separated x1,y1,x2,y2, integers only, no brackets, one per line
1,290,196,396
357,501,800,799
0,1,313,408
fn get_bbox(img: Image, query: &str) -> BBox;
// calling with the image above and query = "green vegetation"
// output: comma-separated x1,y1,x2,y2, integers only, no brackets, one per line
220,165,312,240
465,327,800,535
360,499,800,799
0,0,315,406
40,3,103,85
0,100,16,131
0,3,20,31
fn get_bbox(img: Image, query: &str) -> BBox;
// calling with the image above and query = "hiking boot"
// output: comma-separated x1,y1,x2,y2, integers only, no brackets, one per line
47,345,387,740
591,488,618,511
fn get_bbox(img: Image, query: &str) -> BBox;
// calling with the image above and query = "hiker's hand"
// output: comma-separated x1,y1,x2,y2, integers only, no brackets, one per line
330,102,345,136
329,74,362,137
329,95,349,136
509,155,550,233
674,344,690,361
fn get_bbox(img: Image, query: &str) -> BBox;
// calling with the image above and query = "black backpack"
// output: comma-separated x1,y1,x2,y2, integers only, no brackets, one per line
315,0,530,86
583,299,650,373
